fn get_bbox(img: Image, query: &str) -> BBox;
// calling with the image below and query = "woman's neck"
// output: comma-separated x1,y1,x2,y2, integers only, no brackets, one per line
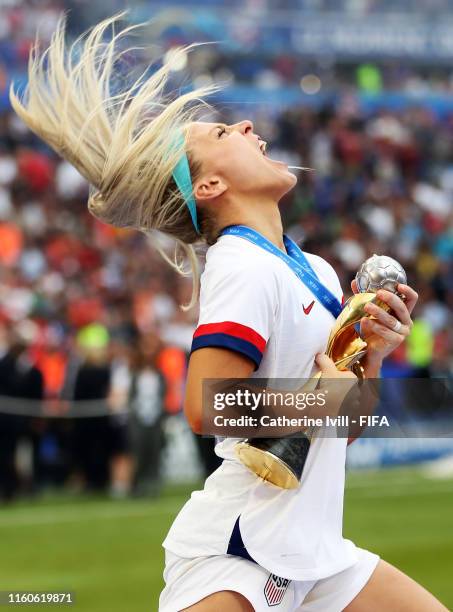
218,200,285,251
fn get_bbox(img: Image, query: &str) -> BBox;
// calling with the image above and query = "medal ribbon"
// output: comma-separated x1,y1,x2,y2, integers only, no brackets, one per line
221,225,342,319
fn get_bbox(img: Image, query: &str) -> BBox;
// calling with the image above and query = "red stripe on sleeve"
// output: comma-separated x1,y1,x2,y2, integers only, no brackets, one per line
193,321,266,352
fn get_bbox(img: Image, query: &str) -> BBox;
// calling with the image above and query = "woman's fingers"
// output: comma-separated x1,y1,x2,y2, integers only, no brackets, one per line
361,318,404,342
315,354,358,418
351,282,418,317
364,302,411,336
396,283,419,314
315,353,338,375
315,353,357,379
375,289,413,327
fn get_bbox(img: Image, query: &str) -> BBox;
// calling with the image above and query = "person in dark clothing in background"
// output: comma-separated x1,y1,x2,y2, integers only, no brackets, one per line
0,330,44,501
128,332,166,497
193,435,223,480
71,323,112,491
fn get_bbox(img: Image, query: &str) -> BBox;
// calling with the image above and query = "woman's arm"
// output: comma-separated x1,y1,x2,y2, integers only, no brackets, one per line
184,348,357,436
184,347,255,433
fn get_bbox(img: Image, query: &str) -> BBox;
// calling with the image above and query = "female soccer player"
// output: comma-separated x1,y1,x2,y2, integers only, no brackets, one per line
11,16,447,612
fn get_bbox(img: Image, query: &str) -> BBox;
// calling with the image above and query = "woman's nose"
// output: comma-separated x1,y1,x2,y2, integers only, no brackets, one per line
234,120,254,135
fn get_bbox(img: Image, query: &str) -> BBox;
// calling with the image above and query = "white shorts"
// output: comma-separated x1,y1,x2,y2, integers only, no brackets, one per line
159,547,380,611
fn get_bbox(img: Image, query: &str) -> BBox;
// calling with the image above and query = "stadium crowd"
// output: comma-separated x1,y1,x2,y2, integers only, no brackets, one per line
3,0,453,97
0,1,452,502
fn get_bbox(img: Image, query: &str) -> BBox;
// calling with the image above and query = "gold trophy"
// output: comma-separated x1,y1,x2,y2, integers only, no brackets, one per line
235,255,407,489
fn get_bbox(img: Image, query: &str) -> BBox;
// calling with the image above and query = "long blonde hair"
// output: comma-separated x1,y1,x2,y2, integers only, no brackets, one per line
9,14,218,308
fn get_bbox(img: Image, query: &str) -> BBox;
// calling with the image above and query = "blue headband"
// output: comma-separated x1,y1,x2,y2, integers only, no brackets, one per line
171,132,200,234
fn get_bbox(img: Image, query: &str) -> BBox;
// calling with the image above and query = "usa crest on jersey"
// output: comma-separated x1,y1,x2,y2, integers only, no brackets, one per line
264,573,291,606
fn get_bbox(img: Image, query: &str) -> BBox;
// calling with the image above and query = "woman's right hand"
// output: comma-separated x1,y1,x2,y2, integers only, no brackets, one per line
314,353,359,419
315,353,358,379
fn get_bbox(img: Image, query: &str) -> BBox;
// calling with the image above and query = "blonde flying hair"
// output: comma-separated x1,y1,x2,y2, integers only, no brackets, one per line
10,14,218,308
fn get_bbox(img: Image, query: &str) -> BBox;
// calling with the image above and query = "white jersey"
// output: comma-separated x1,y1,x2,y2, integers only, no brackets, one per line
163,233,358,581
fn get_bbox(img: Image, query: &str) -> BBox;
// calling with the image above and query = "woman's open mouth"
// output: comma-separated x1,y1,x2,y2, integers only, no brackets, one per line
256,138,288,167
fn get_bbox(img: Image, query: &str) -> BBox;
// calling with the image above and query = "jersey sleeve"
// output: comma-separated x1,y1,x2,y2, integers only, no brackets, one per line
190,261,277,370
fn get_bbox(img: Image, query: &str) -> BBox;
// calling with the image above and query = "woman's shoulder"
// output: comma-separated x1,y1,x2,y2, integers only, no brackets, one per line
205,235,282,276
201,237,280,297
303,251,338,278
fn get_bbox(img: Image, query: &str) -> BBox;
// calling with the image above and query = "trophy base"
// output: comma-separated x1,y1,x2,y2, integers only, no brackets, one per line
235,435,311,489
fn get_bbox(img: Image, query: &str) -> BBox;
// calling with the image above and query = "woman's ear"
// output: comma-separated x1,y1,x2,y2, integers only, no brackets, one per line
194,175,227,202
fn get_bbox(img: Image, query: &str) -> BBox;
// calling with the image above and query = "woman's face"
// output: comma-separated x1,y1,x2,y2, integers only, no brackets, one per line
188,120,297,202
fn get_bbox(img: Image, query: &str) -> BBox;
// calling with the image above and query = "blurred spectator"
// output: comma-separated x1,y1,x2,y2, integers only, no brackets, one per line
70,323,112,491
0,328,43,500
128,332,166,497
194,436,223,480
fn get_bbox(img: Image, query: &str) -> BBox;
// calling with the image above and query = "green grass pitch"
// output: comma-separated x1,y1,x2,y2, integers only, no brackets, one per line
0,466,452,611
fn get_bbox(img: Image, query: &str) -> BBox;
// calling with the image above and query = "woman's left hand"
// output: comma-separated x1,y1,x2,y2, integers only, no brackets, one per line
351,280,419,362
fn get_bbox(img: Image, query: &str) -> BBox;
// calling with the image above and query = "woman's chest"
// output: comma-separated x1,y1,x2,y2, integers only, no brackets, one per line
260,273,339,378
